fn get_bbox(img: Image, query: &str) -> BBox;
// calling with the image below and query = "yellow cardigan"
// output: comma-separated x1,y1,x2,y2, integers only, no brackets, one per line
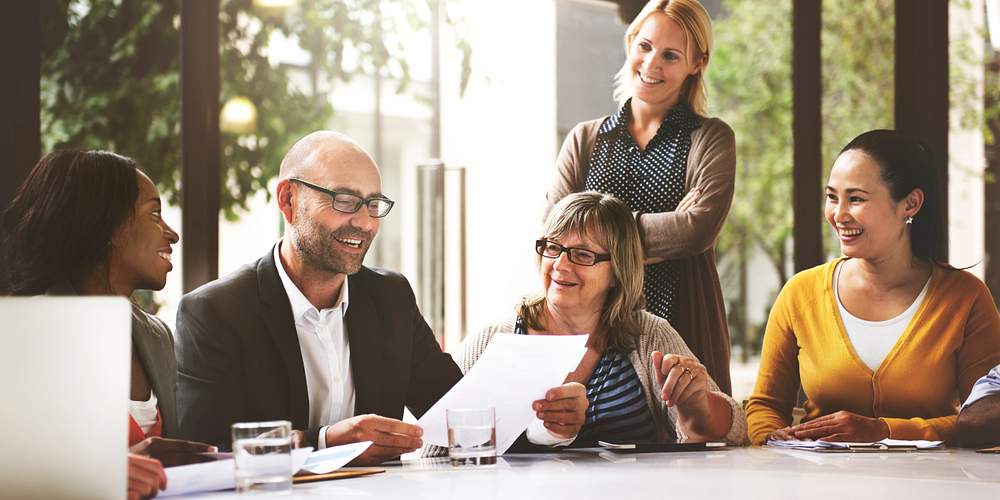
746,258,1000,445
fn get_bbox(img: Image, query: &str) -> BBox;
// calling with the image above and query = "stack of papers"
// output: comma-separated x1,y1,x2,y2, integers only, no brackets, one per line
766,438,944,452
161,441,372,497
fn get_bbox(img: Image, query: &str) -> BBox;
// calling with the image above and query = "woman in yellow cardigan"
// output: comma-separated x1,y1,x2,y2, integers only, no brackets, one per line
746,129,1000,445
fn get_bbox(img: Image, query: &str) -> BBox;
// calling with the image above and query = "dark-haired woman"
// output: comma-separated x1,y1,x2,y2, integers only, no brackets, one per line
1,150,213,499
746,130,1000,445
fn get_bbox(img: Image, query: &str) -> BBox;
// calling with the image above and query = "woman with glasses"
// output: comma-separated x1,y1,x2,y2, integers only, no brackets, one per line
546,0,735,394
1,150,215,500
456,191,744,447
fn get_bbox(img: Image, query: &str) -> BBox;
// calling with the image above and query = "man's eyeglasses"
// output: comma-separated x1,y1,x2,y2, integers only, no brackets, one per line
289,178,395,218
535,239,611,266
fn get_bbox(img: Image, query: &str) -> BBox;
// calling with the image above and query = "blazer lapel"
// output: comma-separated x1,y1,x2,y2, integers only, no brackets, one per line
345,272,381,416
130,306,177,437
257,247,310,430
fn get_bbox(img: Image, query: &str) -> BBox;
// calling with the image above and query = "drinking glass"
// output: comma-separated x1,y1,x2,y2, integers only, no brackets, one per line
231,420,293,494
447,408,497,466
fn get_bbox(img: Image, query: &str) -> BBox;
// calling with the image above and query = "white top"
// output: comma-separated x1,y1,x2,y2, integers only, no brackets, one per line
274,241,356,449
834,261,931,372
129,390,159,434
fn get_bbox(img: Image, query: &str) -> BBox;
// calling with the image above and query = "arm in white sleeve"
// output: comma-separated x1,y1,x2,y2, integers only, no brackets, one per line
318,425,329,449
525,418,576,447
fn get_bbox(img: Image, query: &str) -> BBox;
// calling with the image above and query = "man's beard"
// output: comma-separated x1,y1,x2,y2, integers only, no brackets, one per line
292,211,374,275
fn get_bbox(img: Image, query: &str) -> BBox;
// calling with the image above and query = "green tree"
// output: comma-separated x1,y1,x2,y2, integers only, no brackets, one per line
40,0,468,220
710,0,895,356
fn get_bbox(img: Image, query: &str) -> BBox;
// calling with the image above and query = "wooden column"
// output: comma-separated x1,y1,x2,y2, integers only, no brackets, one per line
792,0,824,272
180,0,220,292
0,0,40,209
985,59,1000,306
895,1,949,261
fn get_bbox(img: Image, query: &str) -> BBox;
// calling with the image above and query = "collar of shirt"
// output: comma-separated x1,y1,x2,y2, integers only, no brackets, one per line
597,98,700,141
273,240,350,327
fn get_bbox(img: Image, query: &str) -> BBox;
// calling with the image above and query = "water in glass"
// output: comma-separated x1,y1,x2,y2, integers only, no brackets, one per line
233,437,293,494
448,424,497,466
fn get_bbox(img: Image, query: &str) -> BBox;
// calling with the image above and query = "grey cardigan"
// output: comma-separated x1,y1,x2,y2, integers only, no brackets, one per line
456,311,747,445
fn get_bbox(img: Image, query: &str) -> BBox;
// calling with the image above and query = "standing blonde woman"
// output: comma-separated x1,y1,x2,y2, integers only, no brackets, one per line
547,0,735,393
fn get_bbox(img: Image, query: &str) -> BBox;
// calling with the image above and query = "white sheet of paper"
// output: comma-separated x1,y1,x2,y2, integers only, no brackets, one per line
766,438,944,451
418,333,588,454
160,447,312,497
299,441,372,474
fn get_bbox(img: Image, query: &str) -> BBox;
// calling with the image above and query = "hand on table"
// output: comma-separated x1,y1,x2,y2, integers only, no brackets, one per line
786,410,889,442
127,453,165,500
325,414,423,465
533,382,588,438
768,426,797,441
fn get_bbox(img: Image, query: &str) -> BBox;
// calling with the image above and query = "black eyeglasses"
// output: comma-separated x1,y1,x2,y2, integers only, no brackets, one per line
290,178,395,218
535,239,611,266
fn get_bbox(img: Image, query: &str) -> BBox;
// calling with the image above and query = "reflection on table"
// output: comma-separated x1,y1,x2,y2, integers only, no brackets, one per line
182,447,1000,500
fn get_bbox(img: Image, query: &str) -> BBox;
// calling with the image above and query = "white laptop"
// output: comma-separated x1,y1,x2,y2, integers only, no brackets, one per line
0,296,132,500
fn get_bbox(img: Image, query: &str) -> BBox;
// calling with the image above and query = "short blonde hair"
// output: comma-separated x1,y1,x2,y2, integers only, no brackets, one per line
517,192,646,352
612,0,714,116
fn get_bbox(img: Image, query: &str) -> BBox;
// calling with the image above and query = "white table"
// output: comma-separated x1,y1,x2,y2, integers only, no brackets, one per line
190,447,1000,499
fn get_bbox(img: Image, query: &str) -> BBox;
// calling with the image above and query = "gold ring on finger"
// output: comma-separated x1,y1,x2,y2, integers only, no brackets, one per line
682,367,692,378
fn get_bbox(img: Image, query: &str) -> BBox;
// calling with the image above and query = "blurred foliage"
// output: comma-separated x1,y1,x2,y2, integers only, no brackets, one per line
712,0,897,279
40,0,470,220
710,0,793,287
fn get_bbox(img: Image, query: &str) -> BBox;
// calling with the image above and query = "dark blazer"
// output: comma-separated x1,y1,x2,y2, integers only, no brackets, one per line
47,283,179,438
174,247,462,450
131,304,180,439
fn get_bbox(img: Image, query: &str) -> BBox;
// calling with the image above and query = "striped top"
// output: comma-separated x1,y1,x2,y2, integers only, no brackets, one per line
514,317,662,445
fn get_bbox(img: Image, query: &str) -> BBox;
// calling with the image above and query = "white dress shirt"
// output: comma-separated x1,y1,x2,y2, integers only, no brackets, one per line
963,364,1000,410
274,242,356,448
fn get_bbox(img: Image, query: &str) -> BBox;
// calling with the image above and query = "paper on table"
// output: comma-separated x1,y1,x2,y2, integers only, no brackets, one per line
418,333,588,454
879,439,944,449
160,447,312,497
766,438,943,451
298,441,372,474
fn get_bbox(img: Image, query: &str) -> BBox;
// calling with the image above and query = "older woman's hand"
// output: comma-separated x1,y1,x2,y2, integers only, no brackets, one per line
651,352,711,413
532,382,588,438
652,351,733,441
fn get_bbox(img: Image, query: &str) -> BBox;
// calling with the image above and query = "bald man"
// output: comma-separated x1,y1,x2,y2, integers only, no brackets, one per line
175,131,462,464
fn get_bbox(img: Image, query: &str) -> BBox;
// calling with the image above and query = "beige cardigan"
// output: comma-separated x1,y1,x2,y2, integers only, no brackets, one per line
545,117,736,394
457,311,747,445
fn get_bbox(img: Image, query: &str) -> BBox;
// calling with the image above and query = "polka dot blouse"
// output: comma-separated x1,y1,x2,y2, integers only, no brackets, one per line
585,100,701,322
